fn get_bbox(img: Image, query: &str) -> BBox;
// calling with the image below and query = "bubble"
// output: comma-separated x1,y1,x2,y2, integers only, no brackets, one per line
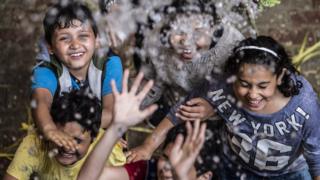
213,155,220,163
48,148,59,158
74,113,82,120
30,99,37,109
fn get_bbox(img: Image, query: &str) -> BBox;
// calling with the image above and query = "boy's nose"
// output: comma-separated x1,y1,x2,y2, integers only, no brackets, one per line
70,39,80,49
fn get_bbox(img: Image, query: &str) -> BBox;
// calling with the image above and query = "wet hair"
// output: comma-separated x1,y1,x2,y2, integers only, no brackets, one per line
50,89,102,139
225,36,302,97
163,120,222,177
43,2,98,45
158,0,219,46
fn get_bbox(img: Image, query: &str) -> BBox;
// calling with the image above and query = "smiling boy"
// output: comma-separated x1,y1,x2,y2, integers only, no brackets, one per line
4,89,108,180
31,2,124,156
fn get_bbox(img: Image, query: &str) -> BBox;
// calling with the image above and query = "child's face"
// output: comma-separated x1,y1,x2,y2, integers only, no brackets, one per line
48,19,97,74
168,14,214,62
233,63,282,113
55,121,92,166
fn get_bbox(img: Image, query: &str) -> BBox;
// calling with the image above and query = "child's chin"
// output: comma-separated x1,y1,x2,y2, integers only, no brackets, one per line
56,156,77,165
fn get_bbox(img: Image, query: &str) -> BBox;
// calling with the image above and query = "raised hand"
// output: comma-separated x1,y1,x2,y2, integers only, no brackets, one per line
110,69,158,130
169,121,206,180
176,97,215,121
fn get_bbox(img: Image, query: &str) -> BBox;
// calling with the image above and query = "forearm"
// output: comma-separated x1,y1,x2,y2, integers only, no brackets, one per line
78,124,122,180
101,94,115,129
33,104,56,131
314,176,320,180
143,117,174,152
31,89,56,133
101,108,113,129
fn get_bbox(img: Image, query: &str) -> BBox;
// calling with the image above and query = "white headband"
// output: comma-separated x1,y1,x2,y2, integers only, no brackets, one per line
236,46,279,59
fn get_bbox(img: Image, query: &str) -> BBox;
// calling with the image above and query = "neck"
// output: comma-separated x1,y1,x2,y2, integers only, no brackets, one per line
263,89,291,114
69,65,90,81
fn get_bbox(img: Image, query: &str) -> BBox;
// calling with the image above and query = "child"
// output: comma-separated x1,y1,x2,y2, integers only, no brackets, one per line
5,89,104,179
31,2,123,155
127,0,243,162
175,36,320,179
77,70,217,179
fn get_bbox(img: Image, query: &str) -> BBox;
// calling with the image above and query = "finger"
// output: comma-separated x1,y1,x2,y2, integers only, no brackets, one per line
178,109,201,119
130,71,144,95
126,153,136,163
125,151,132,158
184,121,192,144
140,104,158,121
176,113,199,121
195,123,206,152
172,134,184,153
179,105,201,113
111,79,120,97
122,69,129,93
137,80,154,102
120,138,128,148
60,139,72,151
62,137,76,151
191,120,200,141
52,138,63,147
186,98,203,106
197,171,212,180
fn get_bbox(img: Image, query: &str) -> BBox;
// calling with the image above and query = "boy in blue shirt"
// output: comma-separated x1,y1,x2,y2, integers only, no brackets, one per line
32,2,123,154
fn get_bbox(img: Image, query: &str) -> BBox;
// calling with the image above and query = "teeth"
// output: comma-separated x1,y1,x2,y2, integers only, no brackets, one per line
183,49,191,54
249,100,260,105
61,152,74,158
70,52,83,57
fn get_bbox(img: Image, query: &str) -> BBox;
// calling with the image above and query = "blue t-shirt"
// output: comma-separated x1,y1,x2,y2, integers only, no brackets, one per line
31,56,123,97
169,74,320,177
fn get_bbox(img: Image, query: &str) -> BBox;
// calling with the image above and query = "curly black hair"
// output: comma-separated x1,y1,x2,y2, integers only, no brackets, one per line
50,88,102,139
225,36,302,97
163,120,223,178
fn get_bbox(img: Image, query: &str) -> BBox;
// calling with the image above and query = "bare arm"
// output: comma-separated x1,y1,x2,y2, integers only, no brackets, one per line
78,70,158,180
3,173,18,180
101,94,114,129
126,117,174,163
32,88,77,151
314,176,320,180
32,88,55,133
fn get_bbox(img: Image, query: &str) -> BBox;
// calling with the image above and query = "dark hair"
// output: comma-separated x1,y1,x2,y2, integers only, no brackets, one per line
225,36,302,97
50,89,102,139
43,2,98,45
164,120,222,177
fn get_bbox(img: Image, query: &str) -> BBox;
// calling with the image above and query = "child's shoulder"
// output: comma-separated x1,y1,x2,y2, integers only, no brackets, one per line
296,75,317,96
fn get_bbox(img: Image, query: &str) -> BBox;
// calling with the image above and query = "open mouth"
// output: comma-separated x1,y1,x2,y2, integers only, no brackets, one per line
60,151,75,158
180,49,193,60
69,52,85,59
247,99,262,109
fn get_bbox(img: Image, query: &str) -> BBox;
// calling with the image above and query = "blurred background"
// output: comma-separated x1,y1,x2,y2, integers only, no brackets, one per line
0,0,319,177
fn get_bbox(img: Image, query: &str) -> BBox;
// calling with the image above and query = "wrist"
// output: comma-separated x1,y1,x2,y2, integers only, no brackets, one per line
108,123,128,138
42,124,57,133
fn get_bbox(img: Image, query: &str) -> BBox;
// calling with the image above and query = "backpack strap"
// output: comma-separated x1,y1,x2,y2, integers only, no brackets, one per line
36,55,73,99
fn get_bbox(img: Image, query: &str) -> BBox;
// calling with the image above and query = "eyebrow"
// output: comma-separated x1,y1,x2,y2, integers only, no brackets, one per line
238,78,271,85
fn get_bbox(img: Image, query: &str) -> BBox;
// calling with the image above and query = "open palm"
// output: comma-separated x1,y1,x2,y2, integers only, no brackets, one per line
111,69,158,128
